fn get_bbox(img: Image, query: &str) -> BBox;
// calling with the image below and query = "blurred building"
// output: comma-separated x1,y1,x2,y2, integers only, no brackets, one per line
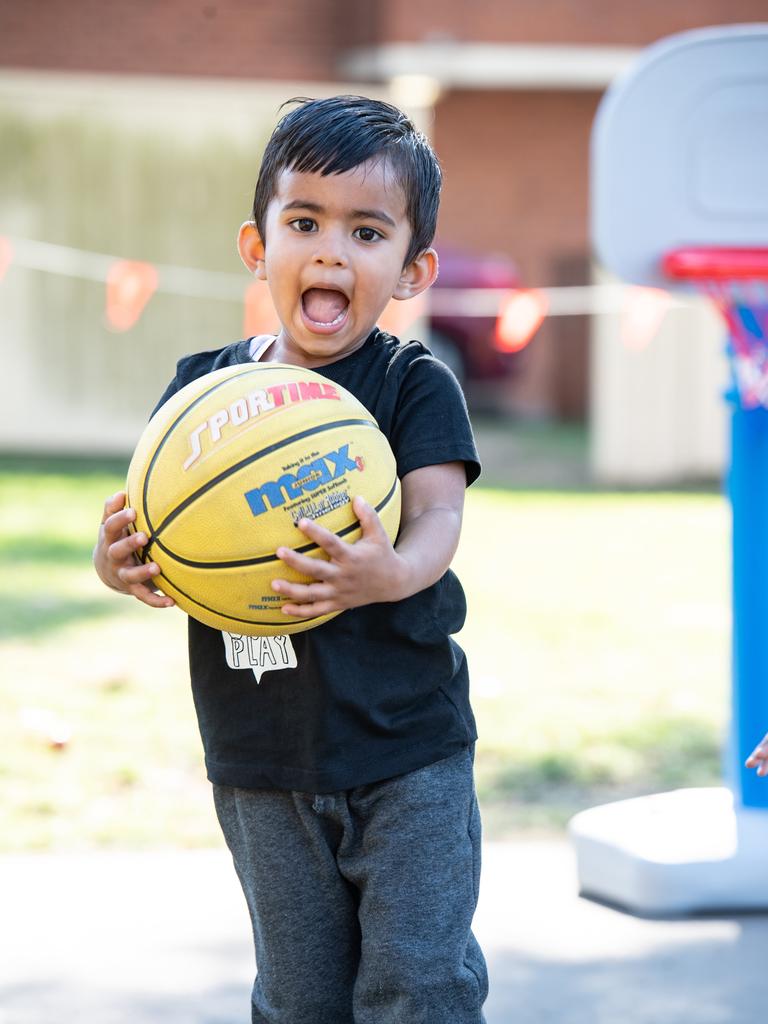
0,1,764,470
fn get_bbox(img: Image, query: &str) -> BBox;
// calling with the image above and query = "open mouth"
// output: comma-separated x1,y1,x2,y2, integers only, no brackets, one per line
301,288,350,329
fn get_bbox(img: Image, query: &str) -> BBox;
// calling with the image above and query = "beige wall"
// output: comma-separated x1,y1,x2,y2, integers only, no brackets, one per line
590,273,729,485
0,74,366,455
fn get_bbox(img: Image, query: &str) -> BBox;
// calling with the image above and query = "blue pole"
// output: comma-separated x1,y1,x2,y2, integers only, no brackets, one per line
728,402,768,807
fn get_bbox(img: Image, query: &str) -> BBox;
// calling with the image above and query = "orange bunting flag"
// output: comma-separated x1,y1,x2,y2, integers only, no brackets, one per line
105,260,158,332
620,286,672,351
0,236,12,282
244,281,281,337
378,293,428,338
494,289,548,353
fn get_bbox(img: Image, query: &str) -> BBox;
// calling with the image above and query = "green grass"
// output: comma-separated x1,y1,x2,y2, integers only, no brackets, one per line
456,489,729,831
0,462,215,850
0,460,730,848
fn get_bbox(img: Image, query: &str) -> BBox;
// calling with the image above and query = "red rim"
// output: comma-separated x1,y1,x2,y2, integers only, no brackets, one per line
662,247,768,281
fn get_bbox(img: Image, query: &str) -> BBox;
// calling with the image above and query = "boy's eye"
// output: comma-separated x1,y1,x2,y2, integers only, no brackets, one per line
289,218,316,233
354,227,382,242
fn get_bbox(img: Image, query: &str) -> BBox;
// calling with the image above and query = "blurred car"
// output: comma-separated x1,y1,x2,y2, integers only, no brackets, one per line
427,248,522,388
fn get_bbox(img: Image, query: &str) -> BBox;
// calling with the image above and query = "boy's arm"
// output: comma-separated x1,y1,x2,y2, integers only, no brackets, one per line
387,461,466,594
271,462,466,618
746,733,768,777
93,491,175,608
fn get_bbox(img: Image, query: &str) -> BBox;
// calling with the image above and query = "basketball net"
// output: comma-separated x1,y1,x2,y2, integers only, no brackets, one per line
662,248,768,411
705,283,768,410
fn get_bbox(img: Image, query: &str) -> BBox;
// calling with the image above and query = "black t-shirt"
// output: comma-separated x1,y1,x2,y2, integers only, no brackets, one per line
155,328,481,793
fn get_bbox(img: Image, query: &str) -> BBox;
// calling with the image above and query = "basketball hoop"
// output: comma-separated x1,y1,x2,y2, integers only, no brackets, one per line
662,247,768,410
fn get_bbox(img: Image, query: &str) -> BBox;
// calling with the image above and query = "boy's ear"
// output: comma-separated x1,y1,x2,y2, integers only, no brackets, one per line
392,248,439,301
237,221,267,280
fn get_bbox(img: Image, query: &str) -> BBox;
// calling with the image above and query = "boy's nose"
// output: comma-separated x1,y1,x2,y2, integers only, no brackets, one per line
312,251,348,267
312,234,348,267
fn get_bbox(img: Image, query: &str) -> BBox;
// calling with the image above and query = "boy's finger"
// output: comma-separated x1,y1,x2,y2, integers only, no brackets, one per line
353,496,387,538
118,561,160,585
108,532,147,562
280,600,334,619
102,492,127,522
274,547,336,579
129,583,175,609
102,507,136,540
292,518,349,557
272,579,333,602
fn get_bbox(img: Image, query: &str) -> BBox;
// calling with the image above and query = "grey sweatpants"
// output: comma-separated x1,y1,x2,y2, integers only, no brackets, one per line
213,747,488,1024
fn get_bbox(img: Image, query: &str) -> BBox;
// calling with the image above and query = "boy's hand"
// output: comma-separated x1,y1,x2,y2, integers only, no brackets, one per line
272,496,409,618
272,463,466,620
746,733,768,777
93,492,175,609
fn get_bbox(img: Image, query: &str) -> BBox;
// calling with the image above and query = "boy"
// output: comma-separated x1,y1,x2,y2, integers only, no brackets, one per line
94,95,487,1023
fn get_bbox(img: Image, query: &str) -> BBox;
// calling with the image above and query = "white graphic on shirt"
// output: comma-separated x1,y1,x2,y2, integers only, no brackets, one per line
221,632,297,683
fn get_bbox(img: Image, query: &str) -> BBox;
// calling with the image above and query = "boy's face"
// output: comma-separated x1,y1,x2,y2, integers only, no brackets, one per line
242,158,436,367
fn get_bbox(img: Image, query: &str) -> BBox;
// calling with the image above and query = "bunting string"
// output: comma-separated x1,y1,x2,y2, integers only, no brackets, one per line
0,233,688,350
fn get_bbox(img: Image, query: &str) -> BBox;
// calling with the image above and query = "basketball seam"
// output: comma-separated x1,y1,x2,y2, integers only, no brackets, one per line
145,416,379,542
157,563,330,628
147,477,399,569
141,365,276,533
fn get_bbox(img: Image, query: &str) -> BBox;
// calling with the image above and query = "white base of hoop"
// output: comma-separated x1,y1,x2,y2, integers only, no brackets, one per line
569,787,768,916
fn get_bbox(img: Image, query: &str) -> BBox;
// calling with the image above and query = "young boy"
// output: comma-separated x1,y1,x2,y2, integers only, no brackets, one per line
94,95,487,1023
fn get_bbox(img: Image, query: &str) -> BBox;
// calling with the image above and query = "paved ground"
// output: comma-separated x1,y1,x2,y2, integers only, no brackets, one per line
2,839,766,1023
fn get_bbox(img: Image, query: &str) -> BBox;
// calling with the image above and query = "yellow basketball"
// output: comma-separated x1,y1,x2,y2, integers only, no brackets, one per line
126,363,401,635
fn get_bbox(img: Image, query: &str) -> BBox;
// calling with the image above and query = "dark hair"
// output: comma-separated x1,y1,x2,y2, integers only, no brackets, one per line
252,95,442,267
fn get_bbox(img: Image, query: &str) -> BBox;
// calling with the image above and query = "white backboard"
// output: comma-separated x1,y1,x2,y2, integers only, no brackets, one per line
593,24,768,288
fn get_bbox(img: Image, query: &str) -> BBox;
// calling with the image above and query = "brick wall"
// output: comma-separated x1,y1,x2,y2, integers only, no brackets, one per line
2,0,762,76
434,90,599,416
435,91,597,279
375,0,768,46
0,0,357,80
